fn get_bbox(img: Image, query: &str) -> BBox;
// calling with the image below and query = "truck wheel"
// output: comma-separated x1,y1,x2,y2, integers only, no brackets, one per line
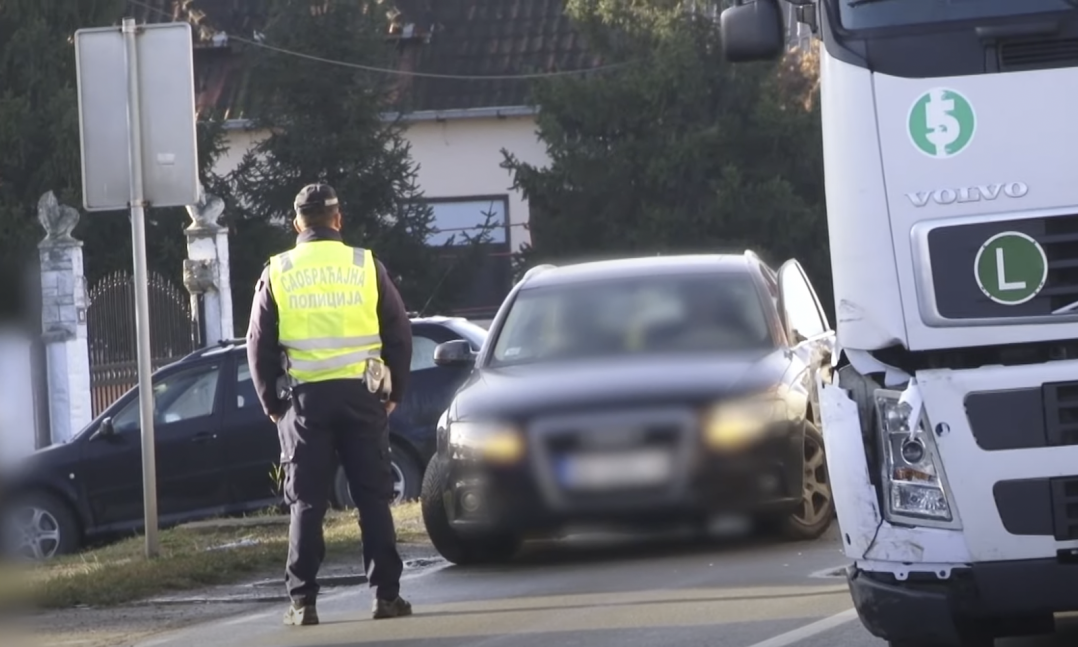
420,456,520,565
779,422,834,541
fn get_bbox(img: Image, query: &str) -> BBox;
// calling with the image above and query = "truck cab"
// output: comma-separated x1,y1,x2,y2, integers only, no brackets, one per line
720,1,1078,645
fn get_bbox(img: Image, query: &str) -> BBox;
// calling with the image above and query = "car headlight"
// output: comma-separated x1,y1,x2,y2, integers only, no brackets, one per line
702,395,787,451
875,389,958,526
448,421,525,463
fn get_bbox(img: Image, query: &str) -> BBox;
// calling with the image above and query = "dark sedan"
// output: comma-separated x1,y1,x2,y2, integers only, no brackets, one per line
0,316,485,560
420,253,836,565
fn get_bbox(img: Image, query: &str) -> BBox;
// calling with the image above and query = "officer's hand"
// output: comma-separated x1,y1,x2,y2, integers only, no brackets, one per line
385,401,397,415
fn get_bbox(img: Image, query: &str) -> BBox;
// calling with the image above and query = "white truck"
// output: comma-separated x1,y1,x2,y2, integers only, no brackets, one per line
720,1,1078,645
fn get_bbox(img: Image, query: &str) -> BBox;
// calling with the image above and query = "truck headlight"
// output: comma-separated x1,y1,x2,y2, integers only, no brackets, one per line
875,390,958,526
448,421,524,463
702,396,787,451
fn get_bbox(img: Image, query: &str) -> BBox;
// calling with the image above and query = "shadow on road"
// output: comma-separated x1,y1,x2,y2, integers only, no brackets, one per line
448,525,823,573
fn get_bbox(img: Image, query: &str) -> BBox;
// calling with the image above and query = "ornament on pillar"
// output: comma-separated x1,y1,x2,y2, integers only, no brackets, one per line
37,191,92,445
184,183,234,347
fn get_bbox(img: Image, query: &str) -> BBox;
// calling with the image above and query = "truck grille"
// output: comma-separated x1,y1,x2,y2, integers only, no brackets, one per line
1052,477,1078,541
1045,381,1078,446
927,213,1078,320
999,38,1078,72
1042,215,1078,312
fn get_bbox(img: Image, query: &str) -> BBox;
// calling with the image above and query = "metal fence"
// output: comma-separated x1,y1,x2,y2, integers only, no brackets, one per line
87,271,198,417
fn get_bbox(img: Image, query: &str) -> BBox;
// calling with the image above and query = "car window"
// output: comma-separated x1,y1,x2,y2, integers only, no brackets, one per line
491,272,773,367
779,264,827,342
411,336,441,372
113,364,221,432
235,359,260,410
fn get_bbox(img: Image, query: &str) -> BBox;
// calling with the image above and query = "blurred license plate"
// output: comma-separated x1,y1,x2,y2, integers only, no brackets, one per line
559,450,673,490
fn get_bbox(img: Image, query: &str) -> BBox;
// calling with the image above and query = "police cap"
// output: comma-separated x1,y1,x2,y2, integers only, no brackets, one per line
293,183,339,212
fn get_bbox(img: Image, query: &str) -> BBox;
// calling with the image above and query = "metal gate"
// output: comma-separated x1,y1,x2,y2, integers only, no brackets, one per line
87,271,198,417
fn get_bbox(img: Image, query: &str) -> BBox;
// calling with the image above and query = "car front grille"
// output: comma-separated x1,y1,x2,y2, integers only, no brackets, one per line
527,407,696,511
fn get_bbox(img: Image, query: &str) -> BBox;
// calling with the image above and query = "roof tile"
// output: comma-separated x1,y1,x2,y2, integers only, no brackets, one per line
137,0,601,117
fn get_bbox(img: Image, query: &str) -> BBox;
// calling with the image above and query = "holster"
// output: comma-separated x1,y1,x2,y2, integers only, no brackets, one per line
365,357,392,402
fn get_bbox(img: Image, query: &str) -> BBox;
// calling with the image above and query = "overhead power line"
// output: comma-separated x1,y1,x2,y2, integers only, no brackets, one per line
125,0,638,81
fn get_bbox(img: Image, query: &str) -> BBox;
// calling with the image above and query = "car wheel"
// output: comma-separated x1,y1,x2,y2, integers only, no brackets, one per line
420,455,520,566
333,442,422,509
1,491,81,561
778,422,834,541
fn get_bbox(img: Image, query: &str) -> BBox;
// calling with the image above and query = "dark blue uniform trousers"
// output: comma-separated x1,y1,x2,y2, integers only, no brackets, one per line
276,381,404,604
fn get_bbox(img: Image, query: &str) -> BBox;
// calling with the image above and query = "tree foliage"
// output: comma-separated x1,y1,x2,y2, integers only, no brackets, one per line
228,0,470,323
503,0,832,312
0,0,226,323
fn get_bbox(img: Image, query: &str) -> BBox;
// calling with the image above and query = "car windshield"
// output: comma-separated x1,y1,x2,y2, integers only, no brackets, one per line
836,0,1076,31
490,272,773,367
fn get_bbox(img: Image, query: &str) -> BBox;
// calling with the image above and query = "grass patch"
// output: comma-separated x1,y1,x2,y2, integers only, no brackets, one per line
0,502,426,611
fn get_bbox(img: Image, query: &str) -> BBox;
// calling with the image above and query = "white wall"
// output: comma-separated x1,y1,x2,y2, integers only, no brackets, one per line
212,114,550,251
405,115,549,251
0,330,39,466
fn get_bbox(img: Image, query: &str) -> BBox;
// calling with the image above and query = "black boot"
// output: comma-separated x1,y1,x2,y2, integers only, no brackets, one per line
372,596,413,620
283,599,319,626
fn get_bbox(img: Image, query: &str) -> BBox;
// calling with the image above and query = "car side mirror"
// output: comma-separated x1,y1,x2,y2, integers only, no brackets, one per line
433,339,476,368
720,0,786,63
89,417,117,442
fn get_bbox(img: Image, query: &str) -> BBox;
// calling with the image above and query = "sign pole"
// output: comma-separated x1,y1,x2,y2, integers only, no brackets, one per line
122,16,159,559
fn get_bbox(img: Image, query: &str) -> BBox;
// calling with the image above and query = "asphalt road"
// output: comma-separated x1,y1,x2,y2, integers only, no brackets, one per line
134,525,1078,647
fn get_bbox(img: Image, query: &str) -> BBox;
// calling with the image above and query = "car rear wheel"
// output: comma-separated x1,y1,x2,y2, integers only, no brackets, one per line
420,455,520,566
1,491,81,561
778,422,834,541
333,442,422,509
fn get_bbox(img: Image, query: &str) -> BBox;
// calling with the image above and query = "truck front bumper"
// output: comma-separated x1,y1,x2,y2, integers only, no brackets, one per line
848,559,1078,643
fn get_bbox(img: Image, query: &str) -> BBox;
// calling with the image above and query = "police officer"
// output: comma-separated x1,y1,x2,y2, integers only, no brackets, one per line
246,183,414,626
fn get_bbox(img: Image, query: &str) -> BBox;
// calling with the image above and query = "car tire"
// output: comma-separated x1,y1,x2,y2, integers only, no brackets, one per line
333,442,422,509
2,491,81,561
776,422,834,542
420,455,520,566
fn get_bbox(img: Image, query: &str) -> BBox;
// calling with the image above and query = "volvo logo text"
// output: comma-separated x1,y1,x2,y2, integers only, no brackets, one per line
906,182,1029,208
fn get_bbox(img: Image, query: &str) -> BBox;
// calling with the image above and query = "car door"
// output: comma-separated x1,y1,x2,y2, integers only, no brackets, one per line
394,323,473,457
777,260,836,417
218,354,286,511
78,360,230,529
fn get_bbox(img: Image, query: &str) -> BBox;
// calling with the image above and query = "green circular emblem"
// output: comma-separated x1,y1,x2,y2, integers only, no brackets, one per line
908,88,976,158
974,232,1047,305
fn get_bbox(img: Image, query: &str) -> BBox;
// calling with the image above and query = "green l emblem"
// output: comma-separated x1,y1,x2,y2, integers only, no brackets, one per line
974,231,1047,305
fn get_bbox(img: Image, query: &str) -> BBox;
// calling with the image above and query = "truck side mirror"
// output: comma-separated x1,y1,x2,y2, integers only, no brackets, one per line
721,0,786,63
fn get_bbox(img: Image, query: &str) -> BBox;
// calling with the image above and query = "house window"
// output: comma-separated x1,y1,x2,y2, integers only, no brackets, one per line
426,197,509,246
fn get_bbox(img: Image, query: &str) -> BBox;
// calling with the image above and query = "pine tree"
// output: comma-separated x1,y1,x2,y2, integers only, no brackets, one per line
0,0,227,321
503,0,831,311
228,0,457,319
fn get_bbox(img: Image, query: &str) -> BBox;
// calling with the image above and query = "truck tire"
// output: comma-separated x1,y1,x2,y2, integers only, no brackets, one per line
420,455,520,566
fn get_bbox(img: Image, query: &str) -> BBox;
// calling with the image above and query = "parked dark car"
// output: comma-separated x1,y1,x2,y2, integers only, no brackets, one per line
420,253,836,565
0,316,485,560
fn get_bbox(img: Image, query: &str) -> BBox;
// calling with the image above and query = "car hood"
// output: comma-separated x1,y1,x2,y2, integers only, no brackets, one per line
2,440,82,488
450,349,792,420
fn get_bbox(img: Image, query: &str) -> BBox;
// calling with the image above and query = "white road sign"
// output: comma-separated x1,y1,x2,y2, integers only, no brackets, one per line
75,21,199,212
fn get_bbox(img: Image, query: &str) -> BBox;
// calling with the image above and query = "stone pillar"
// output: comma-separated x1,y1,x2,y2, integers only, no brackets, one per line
37,192,92,445
183,184,233,347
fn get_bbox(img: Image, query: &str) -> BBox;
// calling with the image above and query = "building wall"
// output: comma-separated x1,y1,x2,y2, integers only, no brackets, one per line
211,114,549,252
404,115,547,252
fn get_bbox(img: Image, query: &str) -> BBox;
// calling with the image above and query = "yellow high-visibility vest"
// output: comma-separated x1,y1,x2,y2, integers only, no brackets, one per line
268,240,382,384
